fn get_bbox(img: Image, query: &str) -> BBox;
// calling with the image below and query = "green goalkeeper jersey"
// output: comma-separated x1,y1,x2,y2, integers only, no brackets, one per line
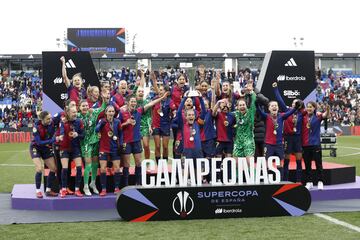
137,98,152,136
78,102,107,145
233,92,256,142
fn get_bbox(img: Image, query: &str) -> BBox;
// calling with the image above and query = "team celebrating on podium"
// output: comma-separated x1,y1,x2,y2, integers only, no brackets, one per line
29,58,330,198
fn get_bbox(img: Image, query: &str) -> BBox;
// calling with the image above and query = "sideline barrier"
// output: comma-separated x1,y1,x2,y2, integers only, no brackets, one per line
350,126,360,136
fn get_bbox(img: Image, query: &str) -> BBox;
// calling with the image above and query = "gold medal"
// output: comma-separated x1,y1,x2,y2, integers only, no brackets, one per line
233,124,238,128
158,109,164,117
224,121,229,126
189,136,194,141
306,122,310,129
113,136,118,141
130,116,136,126
68,131,74,137
108,131,114,137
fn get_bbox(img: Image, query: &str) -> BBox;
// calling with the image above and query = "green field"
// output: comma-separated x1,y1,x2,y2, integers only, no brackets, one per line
0,136,359,239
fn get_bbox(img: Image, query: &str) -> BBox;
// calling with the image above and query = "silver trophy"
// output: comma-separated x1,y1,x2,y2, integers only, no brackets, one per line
187,67,200,97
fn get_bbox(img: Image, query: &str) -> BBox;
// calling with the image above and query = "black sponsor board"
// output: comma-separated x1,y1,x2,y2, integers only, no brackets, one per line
257,51,316,105
42,51,99,114
116,183,311,221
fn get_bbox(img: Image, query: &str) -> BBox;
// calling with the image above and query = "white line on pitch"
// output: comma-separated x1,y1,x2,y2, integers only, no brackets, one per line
323,151,360,159
314,213,360,233
0,163,33,167
338,146,360,151
0,150,27,153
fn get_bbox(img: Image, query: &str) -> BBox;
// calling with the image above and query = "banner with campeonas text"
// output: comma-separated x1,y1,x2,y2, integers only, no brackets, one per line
0,132,32,143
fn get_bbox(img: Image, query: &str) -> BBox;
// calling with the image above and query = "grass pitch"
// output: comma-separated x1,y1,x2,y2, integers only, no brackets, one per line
0,136,359,239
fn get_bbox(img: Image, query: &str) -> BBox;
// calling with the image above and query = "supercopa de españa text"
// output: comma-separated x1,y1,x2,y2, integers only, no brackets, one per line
141,157,282,187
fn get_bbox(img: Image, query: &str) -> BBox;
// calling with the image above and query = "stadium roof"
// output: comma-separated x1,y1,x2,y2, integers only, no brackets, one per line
2,53,360,60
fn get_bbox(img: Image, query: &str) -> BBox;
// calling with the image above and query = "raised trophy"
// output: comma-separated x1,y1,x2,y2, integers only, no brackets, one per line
187,67,200,97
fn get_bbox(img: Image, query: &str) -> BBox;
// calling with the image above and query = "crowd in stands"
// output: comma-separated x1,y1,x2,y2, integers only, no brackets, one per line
0,65,359,133
0,69,42,131
315,67,360,126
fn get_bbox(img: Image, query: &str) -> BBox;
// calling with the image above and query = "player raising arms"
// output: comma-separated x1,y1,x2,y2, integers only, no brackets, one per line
273,81,304,182
135,87,152,160
120,92,169,186
169,73,189,158
212,98,236,159
60,56,86,106
95,105,123,196
77,93,107,196
176,93,206,160
151,84,172,163
302,102,330,190
58,106,85,198
257,100,301,180
232,81,256,161
134,71,152,160
30,111,58,198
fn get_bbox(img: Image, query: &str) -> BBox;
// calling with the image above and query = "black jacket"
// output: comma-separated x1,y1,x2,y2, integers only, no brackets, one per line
254,88,269,143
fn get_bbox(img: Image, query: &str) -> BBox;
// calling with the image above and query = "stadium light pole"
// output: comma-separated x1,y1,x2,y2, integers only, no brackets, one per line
293,37,305,49
292,37,305,49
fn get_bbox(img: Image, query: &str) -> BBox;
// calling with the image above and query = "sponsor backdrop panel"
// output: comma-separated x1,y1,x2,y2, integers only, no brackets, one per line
257,51,316,106
42,51,99,115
